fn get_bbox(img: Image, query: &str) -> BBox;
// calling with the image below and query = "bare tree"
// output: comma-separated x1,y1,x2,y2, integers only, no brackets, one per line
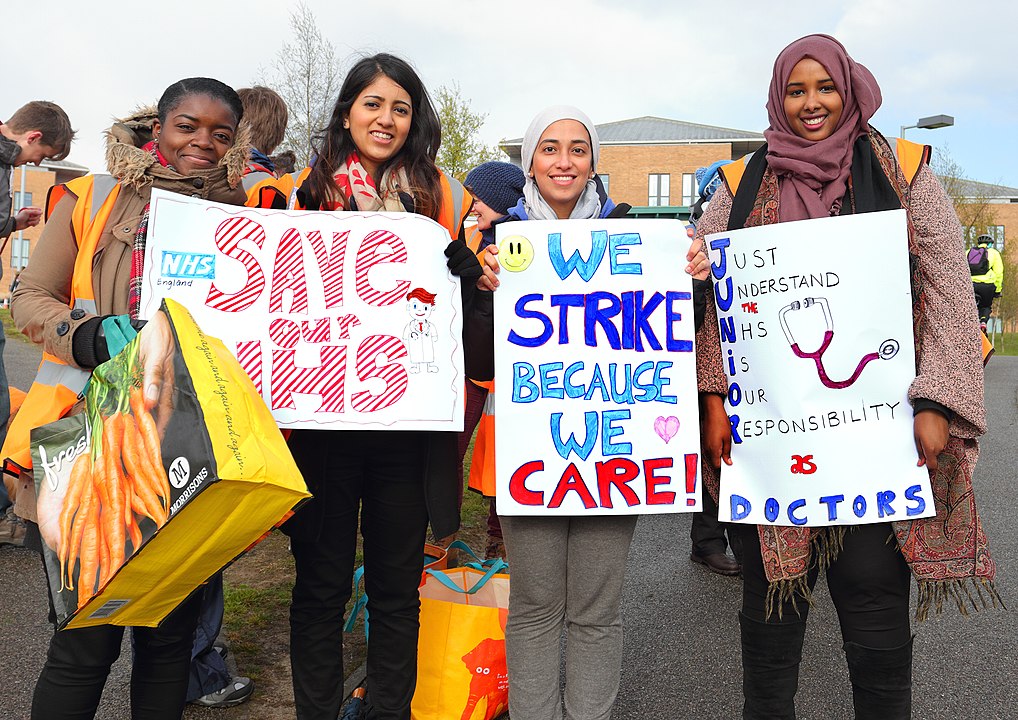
259,3,341,168
434,83,504,181
932,146,998,247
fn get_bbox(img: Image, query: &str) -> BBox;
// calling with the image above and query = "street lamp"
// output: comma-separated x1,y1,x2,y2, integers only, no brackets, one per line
900,114,954,139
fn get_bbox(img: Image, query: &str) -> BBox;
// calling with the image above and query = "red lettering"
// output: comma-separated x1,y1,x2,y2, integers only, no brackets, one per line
307,230,347,309
271,345,347,413
207,216,266,312
595,458,641,508
355,229,410,306
336,315,361,340
350,335,407,413
270,228,309,314
509,460,544,506
235,340,262,394
644,457,676,505
269,319,300,349
300,317,331,344
548,463,597,509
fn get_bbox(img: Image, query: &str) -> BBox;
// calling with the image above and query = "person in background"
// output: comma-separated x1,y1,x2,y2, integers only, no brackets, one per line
969,233,1003,332
9,77,251,720
0,101,74,547
283,53,484,720
237,85,289,208
695,35,998,719
457,160,525,559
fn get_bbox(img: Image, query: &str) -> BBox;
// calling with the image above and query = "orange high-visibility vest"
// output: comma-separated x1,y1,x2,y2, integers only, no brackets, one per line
242,164,287,209
2,174,121,474
467,380,495,496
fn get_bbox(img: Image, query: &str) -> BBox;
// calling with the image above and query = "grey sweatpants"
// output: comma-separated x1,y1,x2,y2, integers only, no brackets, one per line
500,514,638,720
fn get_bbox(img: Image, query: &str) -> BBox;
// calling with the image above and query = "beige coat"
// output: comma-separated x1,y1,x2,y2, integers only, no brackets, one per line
10,108,250,522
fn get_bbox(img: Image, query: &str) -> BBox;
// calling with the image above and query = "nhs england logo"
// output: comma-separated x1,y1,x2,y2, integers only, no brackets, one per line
161,251,216,279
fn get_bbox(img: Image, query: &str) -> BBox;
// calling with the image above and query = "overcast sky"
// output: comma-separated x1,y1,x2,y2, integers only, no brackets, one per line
8,0,1017,188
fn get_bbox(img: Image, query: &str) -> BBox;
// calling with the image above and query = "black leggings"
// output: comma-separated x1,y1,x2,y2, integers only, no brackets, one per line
734,522,912,648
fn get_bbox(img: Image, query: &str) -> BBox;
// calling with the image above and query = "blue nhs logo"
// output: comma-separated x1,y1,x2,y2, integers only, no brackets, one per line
161,251,216,279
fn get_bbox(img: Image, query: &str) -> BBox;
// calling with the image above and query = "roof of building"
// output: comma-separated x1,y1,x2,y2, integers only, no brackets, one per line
940,176,1018,199
41,158,90,172
502,116,764,147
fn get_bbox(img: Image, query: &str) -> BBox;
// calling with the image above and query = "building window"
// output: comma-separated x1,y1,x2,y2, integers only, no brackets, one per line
648,173,670,206
13,191,32,212
681,173,697,207
11,236,30,269
987,225,1005,249
599,174,610,196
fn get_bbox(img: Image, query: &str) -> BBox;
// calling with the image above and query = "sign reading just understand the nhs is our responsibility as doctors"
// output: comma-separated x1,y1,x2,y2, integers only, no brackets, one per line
493,219,701,516
140,189,464,431
706,209,934,527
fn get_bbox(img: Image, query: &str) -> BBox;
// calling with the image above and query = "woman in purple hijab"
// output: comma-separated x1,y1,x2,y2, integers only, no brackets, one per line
693,34,995,720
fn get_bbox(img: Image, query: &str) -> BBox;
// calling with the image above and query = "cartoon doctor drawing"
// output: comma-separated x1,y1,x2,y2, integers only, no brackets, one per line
403,287,439,374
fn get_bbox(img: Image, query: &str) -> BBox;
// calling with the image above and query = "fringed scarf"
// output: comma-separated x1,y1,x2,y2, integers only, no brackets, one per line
329,152,410,212
126,139,167,319
740,130,1001,620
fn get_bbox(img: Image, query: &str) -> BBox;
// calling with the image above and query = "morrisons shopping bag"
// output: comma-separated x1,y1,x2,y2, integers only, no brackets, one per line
411,542,509,720
30,298,309,629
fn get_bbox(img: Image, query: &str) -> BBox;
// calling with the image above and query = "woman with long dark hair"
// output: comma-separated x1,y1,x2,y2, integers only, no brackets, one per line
283,53,482,720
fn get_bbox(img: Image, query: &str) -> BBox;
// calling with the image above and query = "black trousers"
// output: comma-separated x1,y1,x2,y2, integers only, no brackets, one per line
734,522,911,648
31,590,202,720
690,487,742,561
285,430,430,720
973,281,996,324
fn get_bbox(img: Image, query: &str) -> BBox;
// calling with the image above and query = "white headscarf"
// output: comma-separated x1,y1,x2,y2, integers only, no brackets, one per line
521,105,602,220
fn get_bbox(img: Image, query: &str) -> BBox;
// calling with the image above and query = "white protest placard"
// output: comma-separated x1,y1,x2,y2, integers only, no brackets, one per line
706,209,934,526
140,188,464,431
493,219,701,516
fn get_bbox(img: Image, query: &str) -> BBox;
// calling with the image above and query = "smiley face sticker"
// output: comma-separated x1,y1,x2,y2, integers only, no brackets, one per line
498,235,535,272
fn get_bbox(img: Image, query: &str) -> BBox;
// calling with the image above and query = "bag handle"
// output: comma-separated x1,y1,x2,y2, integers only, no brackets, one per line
343,565,370,638
425,558,508,595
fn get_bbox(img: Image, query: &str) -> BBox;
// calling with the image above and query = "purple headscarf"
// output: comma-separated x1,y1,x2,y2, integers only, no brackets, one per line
764,34,882,221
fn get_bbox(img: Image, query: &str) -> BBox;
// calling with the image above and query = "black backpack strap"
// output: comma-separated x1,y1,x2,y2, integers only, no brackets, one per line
727,144,769,231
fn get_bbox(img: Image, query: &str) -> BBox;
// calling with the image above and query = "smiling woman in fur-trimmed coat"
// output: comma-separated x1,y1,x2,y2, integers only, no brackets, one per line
11,77,250,720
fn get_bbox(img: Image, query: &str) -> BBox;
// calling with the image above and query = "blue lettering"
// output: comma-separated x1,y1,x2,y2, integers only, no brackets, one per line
632,361,658,402
601,410,632,456
729,414,742,444
709,236,731,280
764,497,780,523
715,276,734,312
728,382,742,407
563,362,585,398
608,364,635,404
538,362,564,400
549,231,607,281
512,363,538,403
819,494,845,522
719,316,736,343
550,412,599,461
550,294,583,344
666,291,693,352
876,490,896,518
584,292,622,349
904,485,926,517
633,291,664,351
608,233,642,274
787,499,808,526
853,495,867,518
651,361,677,404
585,365,610,401
508,294,552,347
731,494,751,521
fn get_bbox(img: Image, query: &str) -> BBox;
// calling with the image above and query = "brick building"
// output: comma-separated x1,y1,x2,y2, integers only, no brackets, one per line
947,177,1018,257
4,159,88,294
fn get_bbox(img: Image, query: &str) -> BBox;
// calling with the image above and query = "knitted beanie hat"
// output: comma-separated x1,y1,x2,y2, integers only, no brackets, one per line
464,161,526,215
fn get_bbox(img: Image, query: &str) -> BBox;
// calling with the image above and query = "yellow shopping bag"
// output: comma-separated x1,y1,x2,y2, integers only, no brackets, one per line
30,298,310,629
411,544,510,720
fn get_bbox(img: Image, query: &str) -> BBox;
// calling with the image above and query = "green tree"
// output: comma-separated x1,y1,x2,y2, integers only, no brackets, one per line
434,83,504,181
258,3,341,168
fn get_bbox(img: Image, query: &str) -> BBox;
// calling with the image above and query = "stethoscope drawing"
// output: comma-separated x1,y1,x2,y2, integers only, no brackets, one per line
778,297,899,390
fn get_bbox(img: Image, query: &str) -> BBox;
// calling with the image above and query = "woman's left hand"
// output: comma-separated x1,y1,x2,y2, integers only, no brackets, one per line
476,245,500,292
702,393,732,469
686,239,709,280
914,409,949,472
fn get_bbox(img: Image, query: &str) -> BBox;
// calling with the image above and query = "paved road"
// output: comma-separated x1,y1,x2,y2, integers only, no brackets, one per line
1,337,1015,719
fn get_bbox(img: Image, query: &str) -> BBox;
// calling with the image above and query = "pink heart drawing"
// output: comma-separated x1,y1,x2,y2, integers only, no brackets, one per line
654,416,680,443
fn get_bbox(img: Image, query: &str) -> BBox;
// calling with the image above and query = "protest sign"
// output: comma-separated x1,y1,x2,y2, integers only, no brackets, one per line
706,209,935,527
493,219,701,516
140,189,464,431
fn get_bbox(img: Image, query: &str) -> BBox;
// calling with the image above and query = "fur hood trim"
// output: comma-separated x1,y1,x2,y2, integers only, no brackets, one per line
104,104,252,189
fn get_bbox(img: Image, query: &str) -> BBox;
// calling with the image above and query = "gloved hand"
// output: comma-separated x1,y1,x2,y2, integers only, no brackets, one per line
445,240,482,283
72,314,144,368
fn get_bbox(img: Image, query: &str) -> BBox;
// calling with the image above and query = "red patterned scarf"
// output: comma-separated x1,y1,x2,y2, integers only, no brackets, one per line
742,130,1001,620
330,152,409,212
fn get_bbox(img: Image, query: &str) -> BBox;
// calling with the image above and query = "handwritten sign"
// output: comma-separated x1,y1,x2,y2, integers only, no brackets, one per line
706,209,934,526
140,189,464,431
493,219,701,516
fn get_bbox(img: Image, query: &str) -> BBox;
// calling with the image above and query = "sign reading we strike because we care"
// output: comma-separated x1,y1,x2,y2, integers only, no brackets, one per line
140,189,464,432
494,219,701,516
706,209,935,527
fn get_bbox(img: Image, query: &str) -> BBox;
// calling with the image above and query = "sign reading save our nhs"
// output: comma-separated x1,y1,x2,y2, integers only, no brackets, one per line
493,219,702,516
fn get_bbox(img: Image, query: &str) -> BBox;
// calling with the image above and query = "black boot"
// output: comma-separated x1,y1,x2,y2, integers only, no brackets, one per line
739,611,806,720
844,636,913,720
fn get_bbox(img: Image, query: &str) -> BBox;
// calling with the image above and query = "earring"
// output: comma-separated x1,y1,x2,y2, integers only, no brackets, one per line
343,120,349,129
